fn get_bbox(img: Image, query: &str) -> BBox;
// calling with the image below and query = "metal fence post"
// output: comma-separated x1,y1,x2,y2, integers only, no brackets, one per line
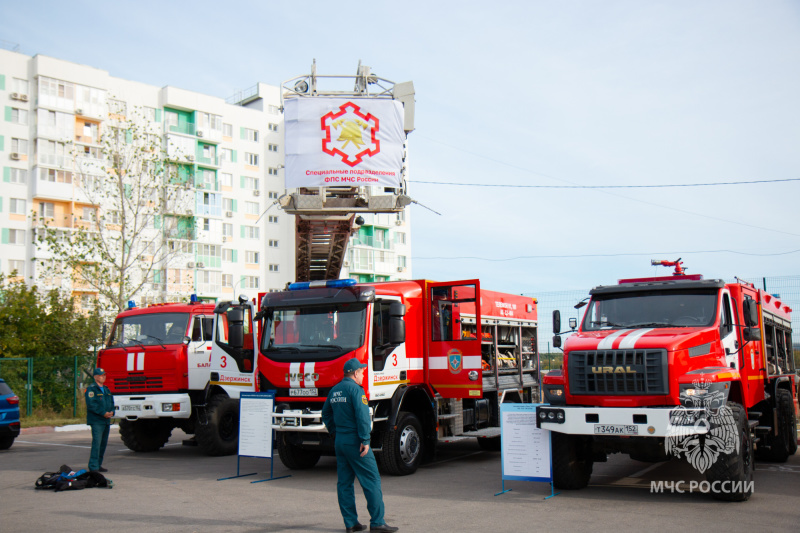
73,355,78,418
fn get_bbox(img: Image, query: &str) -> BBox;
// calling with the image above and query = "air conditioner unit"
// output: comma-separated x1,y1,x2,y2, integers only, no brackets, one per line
186,210,193,216
397,267,405,272
344,261,350,267
76,108,84,115
225,211,233,218
19,94,29,102
187,261,196,268
253,190,260,196
222,236,228,242
10,92,19,100
196,130,204,137
395,219,403,225
187,155,195,161
197,183,205,189
10,153,21,160
197,262,205,269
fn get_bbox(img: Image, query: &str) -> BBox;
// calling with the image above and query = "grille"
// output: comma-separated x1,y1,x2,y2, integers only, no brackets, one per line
111,373,172,393
568,349,668,395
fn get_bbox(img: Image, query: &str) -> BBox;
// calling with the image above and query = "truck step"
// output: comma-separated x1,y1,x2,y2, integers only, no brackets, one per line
754,426,772,434
747,411,762,420
748,420,760,429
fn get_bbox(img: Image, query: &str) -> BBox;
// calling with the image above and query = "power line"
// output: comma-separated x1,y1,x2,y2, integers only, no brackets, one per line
412,248,800,262
409,178,800,189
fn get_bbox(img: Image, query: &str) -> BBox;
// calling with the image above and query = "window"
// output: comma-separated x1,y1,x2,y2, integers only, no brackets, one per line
243,176,259,191
244,276,260,289
223,198,234,211
142,106,157,122
223,123,233,137
244,128,259,142
38,202,54,217
165,111,178,129
223,249,234,262
244,226,259,239
268,215,279,224
245,201,259,215
268,191,279,199
268,167,279,176
10,108,28,125
268,105,280,115
10,199,26,215
203,218,210,231
269,239,279,248
12,78,29,94
11,138,28,155
9,168,27,184
8,229,25,244
245,251,260,264
223,223,233,237
268,144,278,152
222,274,233,288
268,264,280,272
40,169,73,183
220,148,233,163
8,259,24,275
398,255,407,268
168,240,193,254
108,211,122,224
245,153,259,166
39,77,74,100
202,145,216,159
82,207,96,221
268,123,278,132
108,98,127,116
395,232,406,245
220,172,232,187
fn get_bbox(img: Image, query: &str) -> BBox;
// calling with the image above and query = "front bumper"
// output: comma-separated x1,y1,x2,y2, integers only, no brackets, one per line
272,409,327,432
114,393,192,420
537,405,709,438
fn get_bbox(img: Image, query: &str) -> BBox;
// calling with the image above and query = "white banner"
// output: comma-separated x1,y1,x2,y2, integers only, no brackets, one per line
284,98,405,188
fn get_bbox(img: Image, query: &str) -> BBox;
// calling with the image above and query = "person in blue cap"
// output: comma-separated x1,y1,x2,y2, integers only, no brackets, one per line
322,358,398,533
85,368,115,472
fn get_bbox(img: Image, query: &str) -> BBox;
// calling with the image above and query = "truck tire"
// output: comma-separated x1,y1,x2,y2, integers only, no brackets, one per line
276,433,321,469
477,436,501,451
119,419,173,452
0,435,15,450
195,394,239,456
379,411,423,476
707,402,754,502
552,432,593,490
759,389,798,462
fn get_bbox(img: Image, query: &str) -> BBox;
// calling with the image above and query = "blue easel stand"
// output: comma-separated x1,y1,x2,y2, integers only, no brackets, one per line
251,456,291,483
218,454,257,481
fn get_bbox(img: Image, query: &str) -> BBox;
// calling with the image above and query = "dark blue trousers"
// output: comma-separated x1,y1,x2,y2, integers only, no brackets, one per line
88,423,109,471
335,436,385,528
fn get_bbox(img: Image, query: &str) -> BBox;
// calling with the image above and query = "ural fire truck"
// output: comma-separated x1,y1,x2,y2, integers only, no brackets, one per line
539,261,797,501
256,278,539,475
98,296,258,456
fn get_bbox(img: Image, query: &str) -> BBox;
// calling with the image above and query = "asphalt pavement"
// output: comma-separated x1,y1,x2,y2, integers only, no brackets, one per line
2,427,799,532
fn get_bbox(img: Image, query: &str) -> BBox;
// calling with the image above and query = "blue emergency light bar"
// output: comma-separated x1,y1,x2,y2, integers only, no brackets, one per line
288,279,357,291
127,300,136,309
190,294,199,303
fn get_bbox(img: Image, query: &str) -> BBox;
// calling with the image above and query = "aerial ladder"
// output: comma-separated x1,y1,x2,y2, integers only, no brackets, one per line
277,61,416,282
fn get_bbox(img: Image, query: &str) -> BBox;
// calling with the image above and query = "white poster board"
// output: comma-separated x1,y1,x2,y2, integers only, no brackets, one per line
500,403,552,482
238,392,274,458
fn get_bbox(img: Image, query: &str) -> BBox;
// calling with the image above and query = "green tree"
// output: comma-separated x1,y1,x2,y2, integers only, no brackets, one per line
0,276,102,415
34,105,196,313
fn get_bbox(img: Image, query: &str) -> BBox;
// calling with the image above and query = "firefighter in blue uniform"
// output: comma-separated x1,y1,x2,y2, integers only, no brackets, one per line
322,358,398,533
85,368,115,472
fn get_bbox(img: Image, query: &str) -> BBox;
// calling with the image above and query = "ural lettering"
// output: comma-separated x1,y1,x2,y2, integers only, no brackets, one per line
590,366,637,374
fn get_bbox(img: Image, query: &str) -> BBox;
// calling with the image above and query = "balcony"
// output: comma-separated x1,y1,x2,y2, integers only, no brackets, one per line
168,122,196,136
32,177,73,202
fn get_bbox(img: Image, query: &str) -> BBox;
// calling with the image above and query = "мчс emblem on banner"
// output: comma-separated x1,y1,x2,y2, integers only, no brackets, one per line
321,101,380,167
448,349,462,374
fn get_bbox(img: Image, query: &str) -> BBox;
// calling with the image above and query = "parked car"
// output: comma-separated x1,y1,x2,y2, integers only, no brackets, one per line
0,378,21,450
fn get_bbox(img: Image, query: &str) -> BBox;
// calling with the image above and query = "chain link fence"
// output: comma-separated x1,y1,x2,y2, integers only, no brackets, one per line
529,275,800,365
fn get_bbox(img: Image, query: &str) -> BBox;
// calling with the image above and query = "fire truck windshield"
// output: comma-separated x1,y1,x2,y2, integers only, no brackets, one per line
263,303,367,361
107,313,190,347
582,290,718,331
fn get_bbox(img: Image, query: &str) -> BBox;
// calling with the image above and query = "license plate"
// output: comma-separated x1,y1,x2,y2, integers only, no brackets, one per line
594,424,638,435
289,388,318,397
121,405,139,411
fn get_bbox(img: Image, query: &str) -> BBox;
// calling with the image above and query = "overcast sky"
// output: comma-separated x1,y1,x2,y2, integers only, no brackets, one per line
3,0,799,295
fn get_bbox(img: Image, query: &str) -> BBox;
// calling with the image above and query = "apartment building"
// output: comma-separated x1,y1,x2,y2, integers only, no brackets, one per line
0,50,412,307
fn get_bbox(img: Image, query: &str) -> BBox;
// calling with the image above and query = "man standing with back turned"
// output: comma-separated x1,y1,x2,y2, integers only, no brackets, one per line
86,367,115,473
322,358,398,533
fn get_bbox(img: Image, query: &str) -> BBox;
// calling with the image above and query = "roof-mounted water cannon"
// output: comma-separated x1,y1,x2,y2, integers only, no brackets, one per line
651,258,686,276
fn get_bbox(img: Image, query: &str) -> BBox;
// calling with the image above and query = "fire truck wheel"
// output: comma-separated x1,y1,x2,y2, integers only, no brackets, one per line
759,389,798,462
476,436,501,451
119,419,173,452
551,432,593,490
707,402,754,502
276,433,321,469
379,411,423,476
195,394,239,456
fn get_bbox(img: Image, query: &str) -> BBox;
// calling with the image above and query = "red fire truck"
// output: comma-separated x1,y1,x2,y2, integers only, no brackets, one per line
539,262,797,501
255,278,539,475
98,295,259,456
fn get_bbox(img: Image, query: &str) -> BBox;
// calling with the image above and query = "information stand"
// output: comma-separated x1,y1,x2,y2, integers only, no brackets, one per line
494,403,559,499
218,391,290,483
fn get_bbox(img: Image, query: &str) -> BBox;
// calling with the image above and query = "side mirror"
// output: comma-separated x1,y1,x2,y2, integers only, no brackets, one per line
389,317,405,345
227,308,244,348
389,302,406,317
553,310,561,334
552,335,562,349
743,327,761,342
743,299,758,328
